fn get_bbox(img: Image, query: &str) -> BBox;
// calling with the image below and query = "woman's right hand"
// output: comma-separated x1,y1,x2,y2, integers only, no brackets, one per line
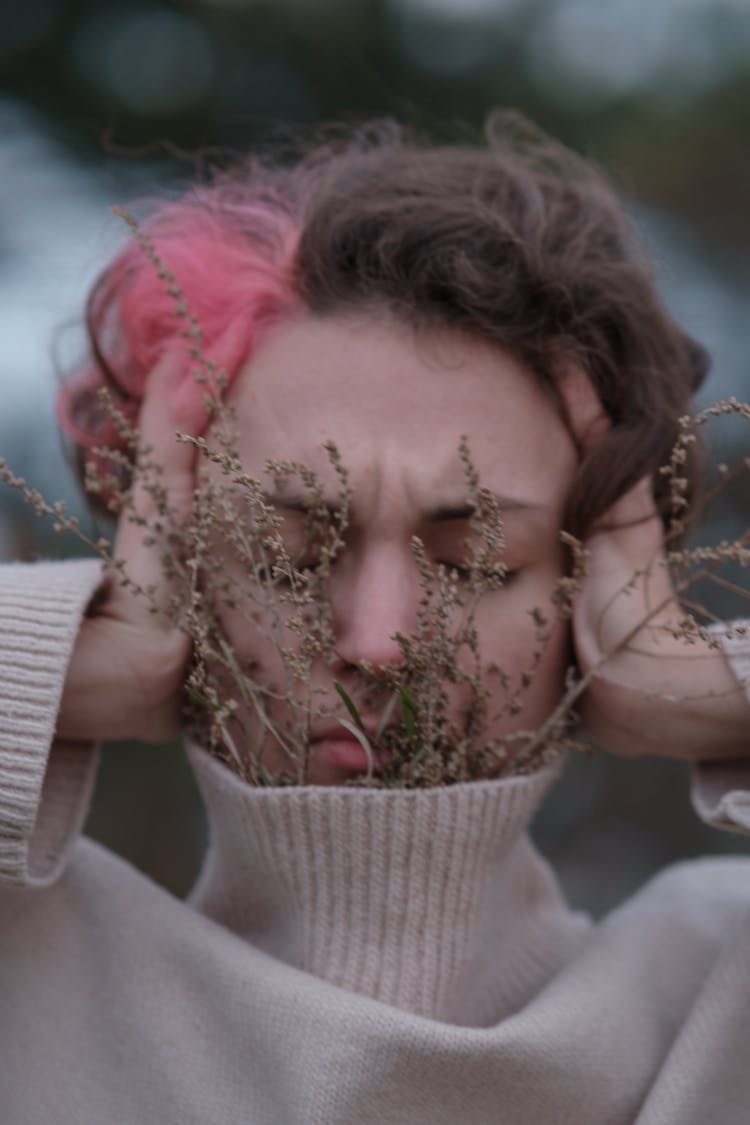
57,352,210,744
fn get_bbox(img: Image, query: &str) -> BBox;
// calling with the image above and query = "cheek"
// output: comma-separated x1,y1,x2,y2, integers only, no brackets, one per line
212,599,287,685
205,589,284,693
476,588,572,730
207,601,307,767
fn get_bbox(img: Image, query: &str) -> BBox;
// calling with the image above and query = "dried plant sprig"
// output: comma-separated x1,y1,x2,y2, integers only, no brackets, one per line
5,211,749,787
4,392,749,785
0,459,112,558
181,437,352,785
661,398,750,538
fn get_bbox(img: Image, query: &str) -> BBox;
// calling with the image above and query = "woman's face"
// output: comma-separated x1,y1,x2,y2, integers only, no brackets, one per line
211,312,580,784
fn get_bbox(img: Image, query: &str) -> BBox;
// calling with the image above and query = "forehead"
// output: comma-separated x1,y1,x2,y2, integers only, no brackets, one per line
227,313,577,512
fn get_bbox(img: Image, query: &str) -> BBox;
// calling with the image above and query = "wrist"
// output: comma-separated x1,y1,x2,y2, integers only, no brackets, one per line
58,616,187,742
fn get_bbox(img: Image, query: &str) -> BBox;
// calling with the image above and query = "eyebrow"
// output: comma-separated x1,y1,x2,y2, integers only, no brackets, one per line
261,492,341,516
263,491,545,520
427,497,545,520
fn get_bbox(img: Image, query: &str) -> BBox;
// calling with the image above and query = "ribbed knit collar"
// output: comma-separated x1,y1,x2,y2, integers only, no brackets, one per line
187,744,586,1026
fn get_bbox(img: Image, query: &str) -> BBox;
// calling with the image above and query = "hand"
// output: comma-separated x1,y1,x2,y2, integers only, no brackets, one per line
57,352,210,743
573,477,750,760
554,361,749,761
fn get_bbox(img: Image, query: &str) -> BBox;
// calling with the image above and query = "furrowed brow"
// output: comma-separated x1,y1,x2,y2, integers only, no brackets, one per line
261,491,343,517
262,491,545,520
427,495,545,521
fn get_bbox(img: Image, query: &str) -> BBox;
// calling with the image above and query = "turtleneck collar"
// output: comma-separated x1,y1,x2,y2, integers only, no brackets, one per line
187,743,589,1027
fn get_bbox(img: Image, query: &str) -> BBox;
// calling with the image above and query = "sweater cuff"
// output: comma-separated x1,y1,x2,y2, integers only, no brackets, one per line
690,620,750,837
712,619,750,705
691,758,750,835
0,558,103,887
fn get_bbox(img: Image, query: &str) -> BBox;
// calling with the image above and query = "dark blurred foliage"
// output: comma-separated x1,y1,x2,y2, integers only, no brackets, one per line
2,0,750,255
1,0,749,908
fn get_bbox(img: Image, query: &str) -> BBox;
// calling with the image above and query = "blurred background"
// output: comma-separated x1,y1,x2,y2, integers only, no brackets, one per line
1,0,749,914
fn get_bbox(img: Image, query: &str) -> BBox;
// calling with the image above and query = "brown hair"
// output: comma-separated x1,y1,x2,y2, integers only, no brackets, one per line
63,113,708,536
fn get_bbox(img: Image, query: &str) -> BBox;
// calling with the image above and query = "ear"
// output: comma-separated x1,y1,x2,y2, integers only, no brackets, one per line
555,362,610,456
555,363,659,530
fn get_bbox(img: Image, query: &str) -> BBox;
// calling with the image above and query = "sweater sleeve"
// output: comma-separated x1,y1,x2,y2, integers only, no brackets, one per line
691,621,750,835
0,558,103,888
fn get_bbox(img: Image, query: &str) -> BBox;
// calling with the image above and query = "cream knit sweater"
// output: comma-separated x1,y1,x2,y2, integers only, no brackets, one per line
2,559,750,1124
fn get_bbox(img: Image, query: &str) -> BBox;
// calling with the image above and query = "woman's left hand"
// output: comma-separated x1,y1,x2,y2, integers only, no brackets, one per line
572,477,750,760
554,361,749,762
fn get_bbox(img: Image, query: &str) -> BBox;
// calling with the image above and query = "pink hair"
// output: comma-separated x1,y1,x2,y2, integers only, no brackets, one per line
57,185,301,476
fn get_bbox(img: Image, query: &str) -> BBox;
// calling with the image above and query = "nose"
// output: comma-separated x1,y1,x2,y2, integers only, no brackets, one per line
330,543,419,670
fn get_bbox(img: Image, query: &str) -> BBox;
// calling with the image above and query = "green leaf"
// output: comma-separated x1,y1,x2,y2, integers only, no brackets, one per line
334,681,364,730
336,717,375,780
397,685,418,745
184,685,221,713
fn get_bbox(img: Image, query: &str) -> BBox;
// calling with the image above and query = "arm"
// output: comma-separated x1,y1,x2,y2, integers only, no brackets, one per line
0,559,102,888
553,363,750,760
55,352,205,745
572,481,750,837
1,353,210,887
690,625,750,835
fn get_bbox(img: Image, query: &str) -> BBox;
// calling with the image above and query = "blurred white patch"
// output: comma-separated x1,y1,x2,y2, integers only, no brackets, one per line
392,0,519,18
0,102,130,524
0,102,119,415
528,0,750,104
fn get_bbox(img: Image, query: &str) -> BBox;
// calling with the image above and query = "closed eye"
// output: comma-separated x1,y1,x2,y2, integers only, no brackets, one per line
440,562,519,585
255,557,321,585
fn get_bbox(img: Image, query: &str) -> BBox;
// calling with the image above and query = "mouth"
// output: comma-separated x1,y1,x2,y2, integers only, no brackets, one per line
309,723,385,774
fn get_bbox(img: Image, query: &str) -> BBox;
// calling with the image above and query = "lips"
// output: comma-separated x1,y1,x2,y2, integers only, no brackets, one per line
310,723,376,744
310,722,385,773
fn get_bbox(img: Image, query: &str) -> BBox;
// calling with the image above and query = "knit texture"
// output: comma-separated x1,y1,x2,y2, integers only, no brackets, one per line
2,563,750,1124
691,621,750,832
0,559,101,885
189,745,588,1024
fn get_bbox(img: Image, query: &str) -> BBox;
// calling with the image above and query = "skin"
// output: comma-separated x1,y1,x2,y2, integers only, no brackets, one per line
57,312,750,773
209,313,577,783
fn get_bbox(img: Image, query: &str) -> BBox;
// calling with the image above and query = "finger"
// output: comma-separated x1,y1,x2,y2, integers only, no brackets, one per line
575,477,676,670
575,480,748,761
137,347,215,513
588,475,658,532
113,349,212,612
585,477,664,572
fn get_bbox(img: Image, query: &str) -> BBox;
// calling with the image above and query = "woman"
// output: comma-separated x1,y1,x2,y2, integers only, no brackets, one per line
1,118,749,1123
